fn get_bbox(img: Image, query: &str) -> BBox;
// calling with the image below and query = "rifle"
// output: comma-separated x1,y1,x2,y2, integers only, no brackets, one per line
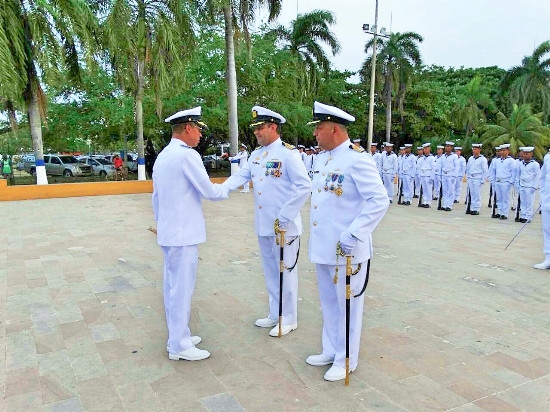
515,194,521,222
437,182,443,210
417,182,423,207
465,186,471,214
397,177,403,204
488,184,493,207
491,190,497,217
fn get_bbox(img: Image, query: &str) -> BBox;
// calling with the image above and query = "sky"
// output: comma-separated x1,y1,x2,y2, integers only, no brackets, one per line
256,0,550,76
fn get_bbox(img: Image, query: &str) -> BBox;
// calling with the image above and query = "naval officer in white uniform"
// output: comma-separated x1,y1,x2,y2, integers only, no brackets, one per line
535,149,550,269
305,101,389,382
229,143,250,192
222,106,311,337
152,107,229,361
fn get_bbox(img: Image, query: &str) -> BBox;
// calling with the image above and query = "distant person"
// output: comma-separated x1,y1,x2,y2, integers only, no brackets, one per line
113,154,123,171
145,139,157,178
535,149,550,269
229,143,250,192
2,155,13,181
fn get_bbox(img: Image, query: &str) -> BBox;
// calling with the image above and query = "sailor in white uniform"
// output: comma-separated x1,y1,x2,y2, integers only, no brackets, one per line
516,146,541,223
381,143,398,202
370,142,382,175
414,146,423,198
493,143,517,219
433,145,444,200
465,143,488,215
229,143,250,192
400,144,416,205
417,142,435,207
222,106,311,337
305,101,389,382
439,141,459,211
454,146,467,203
534,149,550,269
153,106,229,361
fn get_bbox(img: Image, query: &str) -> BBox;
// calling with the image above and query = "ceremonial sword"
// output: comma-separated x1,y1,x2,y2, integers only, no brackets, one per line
504,205,541,250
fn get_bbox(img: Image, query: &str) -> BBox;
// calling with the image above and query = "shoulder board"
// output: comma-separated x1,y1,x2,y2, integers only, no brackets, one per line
282,142,295,150
349,144,365,153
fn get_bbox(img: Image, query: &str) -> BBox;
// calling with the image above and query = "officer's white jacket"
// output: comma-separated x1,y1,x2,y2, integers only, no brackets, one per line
223,138,311,236
540,154,550,211
230,150,248,167
401,153,416,176
152,138,228,246
517,159,541,189
466,155,488,181
309,140,389,265
495,156,517,183
381,151,398,175
440,152,459,177
417,154,436,179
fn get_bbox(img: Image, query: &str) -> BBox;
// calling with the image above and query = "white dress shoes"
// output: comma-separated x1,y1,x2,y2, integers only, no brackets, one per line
169,346,210,361
305,353,334,366
166,336,201,352
533,261,550,270
323,365,355,382
268,323,297,337
255,317,278,328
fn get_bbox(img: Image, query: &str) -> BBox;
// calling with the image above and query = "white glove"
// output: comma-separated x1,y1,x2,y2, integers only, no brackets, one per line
277,216,290,231
339,231,357,255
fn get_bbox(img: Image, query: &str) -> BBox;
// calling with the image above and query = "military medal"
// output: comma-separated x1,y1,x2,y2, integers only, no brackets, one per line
335,174,344,196
265,160,282,177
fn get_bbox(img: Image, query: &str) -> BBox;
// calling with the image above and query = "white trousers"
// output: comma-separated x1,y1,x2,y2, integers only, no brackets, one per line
442,176,456,208
495,181,512,218
162,245,198,353
467,179,482,212
420,176,433,206
315,262,367,370
433,175,441,199
519,187,536,220
414,175,421,196
382,174,395,199
258,235,300,326
455,176,463,201
542,210,550,260
402,174,414,202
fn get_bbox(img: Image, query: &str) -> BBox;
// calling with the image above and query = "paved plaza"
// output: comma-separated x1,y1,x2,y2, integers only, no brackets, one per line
1,183,549,411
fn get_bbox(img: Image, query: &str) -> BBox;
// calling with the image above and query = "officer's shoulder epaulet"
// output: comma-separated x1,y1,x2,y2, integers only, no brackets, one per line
282,141,295,150
349,144,365,153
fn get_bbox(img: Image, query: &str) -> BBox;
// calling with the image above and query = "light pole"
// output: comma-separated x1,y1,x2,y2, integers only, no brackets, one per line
363,0,389,148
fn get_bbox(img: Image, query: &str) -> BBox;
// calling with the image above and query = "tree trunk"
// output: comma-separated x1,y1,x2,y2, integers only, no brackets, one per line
135,58,146,180
28,84,48,185
223,4,239,175
384,66,393,143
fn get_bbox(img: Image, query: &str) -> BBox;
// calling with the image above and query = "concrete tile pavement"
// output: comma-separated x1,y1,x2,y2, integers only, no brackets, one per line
1,182,549,411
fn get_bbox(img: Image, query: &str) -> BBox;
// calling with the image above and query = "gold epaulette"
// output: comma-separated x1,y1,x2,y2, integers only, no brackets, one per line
282,141,296,150
350,144,365,153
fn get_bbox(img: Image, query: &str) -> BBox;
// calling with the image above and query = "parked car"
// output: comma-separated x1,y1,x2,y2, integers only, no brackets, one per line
24,154,93,177
202,154,230,170
78,156,116,177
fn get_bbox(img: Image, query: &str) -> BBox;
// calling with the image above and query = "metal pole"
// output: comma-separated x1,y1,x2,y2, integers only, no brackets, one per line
367,0,379,149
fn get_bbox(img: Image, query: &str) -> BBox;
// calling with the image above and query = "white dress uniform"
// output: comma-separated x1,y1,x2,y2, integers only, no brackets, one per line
372,150,383,175
439,144,459,210
465,149,488,213
230,147,250,192
414,149,423,197
152,107,228,356
381,147,398,201
417,147,436,207
494,148,517,219
433,151,443,200
535,152,550,268
309,138,389,373
223,107,311,332
401,149,416,203
454,154,467,202
488,154,498,205
517,150,541,221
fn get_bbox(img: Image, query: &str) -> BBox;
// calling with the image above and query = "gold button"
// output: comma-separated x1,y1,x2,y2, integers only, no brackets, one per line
314,205,317,209
322,172,326,176
258,192,261,195
318,188,321,192
313,222,317,226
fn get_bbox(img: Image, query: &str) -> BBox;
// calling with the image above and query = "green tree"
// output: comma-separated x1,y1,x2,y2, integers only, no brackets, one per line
481,104,550,160
96,0,195,179
453,75,496,137
362,31,423,142
0,0,96,184
268,10,340,101
501,41,550,122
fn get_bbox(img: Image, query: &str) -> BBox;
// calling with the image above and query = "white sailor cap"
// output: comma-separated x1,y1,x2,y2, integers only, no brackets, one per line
297,144,305,149
308,101,356,125
240,143,247,148
165,106,208,129
523,146,534,152
404,143,412,148
518,146,525,151
500,143,511,149
436,145,444,149
370,142,378,146
399,146,405,150
455,146,462,150
495,145,502,150
314,145,320,149
445,141,455,146
472,143,482,148
250,106,286,127
384,142,393,147
353,139,361,143
422,143,431,148
306,146,314,151
417,146,423,150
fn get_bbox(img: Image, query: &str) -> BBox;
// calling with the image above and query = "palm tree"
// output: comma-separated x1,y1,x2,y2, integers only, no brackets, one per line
0,0,96,184
453,75,496,137
501,41,550,122
199,0,281,159
268,10,340,101
96,0,195,180
481,104,550,160
362,31,423,142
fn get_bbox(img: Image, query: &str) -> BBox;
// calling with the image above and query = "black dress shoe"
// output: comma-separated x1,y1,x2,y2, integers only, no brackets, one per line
413,195,419,198
423,204,430,208
445,207,452,211
515,218,521,222
519,218,528,223
492,214,501,218
470,211,479,215
500,216,508,220
389,200,393,203
454,200,459,204
465,210,471,214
